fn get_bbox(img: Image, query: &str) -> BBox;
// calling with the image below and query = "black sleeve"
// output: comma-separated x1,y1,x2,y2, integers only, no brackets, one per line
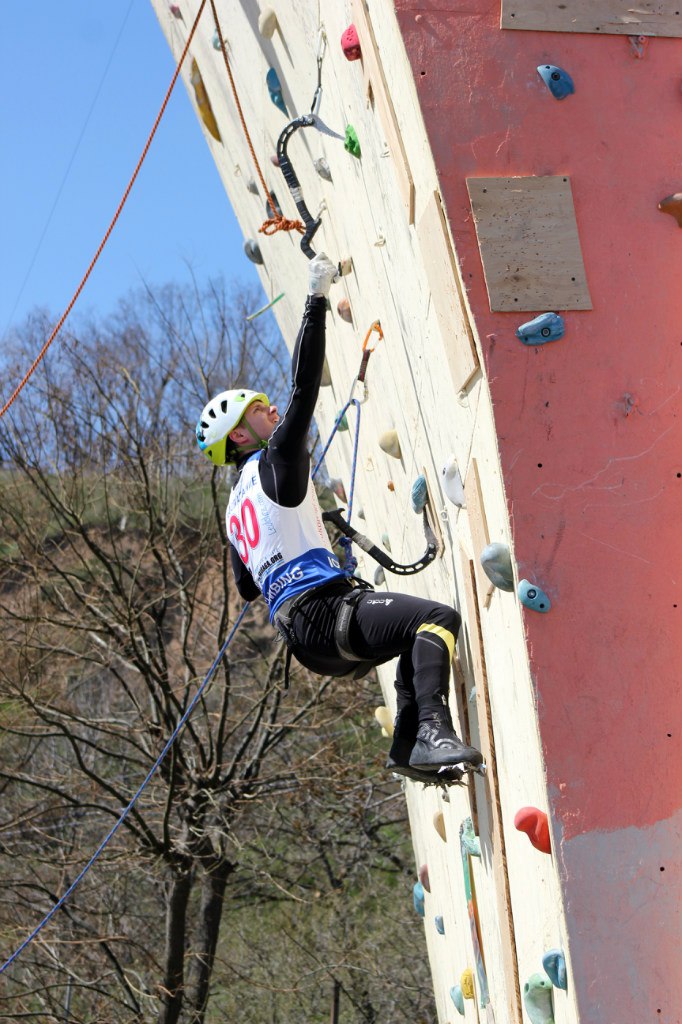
258,294,327,508
230,544,261,601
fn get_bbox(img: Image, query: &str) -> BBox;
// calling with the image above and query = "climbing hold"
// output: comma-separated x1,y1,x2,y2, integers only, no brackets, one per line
374,706,393,735
450,985,465,1015
190,60,221,141
314,157,333,181
344,125,361,158
658,193,682,227
628,34,648,58
516,312,565,347
514,806,551,854
373,566,386,586
266,67,288,116
523,973,555,1024
460,968,475,1000
460,817,481,858
341,24,362,61
379,430,402,460
412,881,425,917
518,579,551,613
387,481,395,492
381,532,391,552
169,4,183,18
411,475,428,514
265,191,283,218
258,7,278,38
542,949,567,991
480,542,514,592
320,358,332,388
334,411,349,433
356,506,365,520
433,811,446,842
338,256,353,277
246,178,259,195
418,863,430,892
212,30,226,51
330,478,347,502
270,154,280,167
435,915,445,935
537,64,574,100
337,298,353,324
243,239,264,265
441,455,465,508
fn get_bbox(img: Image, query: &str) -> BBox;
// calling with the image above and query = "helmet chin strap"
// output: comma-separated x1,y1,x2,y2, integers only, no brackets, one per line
234,418,270,457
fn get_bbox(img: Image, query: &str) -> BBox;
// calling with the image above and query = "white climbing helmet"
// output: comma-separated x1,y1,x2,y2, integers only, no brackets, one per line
196,388,270,465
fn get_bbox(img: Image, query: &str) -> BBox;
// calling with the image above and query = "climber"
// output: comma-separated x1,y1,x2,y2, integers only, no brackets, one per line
195,253,483,776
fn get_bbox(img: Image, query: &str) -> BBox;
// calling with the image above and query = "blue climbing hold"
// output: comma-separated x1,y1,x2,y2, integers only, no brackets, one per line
413,881,425,917
450,985,465,1016
435,915,445,935
542,949,567,991
243,239,264,265
518,579,551,613
266,67,288,116
516,312,565,347
537,64,574,100
410,474,428,514
480,542,514,591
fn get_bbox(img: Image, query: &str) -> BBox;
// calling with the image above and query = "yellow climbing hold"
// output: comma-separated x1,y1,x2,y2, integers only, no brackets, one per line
190,59,221,141
258,7,278,38
379,430,402,460
433,811,446,842
374,706,394,736
460,968,475,1000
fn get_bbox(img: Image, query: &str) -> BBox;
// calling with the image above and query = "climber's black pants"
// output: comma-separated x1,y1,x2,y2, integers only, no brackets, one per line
286,580,461,718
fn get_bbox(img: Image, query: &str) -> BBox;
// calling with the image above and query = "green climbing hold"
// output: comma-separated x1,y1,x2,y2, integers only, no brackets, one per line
335,411,349,432
344,124,361,158
523,973,555,1024
460,816,481,858
480,541,514,591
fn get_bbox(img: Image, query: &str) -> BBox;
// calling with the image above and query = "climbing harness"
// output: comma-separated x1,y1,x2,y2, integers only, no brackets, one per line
0,0,209,421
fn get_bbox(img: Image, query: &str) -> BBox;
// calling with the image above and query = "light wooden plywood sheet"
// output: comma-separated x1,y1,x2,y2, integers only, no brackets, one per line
417,190,480,392
458,548,522,1024
464,458,494,608
467,176,592,312
501,0,682,36
351,0,415,223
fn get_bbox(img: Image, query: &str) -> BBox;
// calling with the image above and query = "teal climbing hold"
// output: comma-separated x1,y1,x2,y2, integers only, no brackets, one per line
243,239,263,265
212,29,222,51
450,985,465,1016
460,816,481,858
516,312,565,346
335,411,349,432
410,475,428,514
344,124,361,158
412,881,425,917
518,579,551,613
381,532,391,552
480,542,514,591
523,973,555,1024
266,67,288,116
542,949,567,991
537,64,574,100
435,915,445,935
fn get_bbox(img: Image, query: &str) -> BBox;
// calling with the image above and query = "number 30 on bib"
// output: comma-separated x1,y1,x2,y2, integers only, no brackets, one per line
229,498,260,563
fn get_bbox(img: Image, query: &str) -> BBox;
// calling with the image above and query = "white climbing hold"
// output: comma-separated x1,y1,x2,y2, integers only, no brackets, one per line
246,178,259,195
480,542,514,592
374,706,393,735
381,532,391,552
314,156,332,181
379,430,402,460
258,7,278,38
373,565,385,586
441,454,465,507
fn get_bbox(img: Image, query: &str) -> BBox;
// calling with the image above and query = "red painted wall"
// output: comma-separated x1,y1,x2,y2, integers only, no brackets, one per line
394,1,682,840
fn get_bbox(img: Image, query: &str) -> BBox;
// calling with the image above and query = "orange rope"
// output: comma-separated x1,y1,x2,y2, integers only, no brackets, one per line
0,0,208,421
208,0,304,238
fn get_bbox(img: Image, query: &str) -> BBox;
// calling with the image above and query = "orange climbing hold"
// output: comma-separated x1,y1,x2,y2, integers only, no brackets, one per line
514,806,551,854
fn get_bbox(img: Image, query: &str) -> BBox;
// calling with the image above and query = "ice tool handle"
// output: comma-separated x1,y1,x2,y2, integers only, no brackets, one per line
323,508,438,576
277,114,343,267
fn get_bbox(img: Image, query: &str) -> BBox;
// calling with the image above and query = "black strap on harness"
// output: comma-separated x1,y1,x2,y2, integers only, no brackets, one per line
322,508,438,576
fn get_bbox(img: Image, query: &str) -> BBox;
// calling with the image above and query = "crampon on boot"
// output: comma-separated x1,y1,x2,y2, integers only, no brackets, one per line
386,706,463,785
409,707,483,771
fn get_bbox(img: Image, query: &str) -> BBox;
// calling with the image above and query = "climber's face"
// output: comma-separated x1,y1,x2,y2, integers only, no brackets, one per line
229,400,279,445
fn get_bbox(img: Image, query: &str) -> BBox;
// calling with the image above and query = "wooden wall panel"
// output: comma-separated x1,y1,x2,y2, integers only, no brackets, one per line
464,458,494,609
501,0,682,36
467,176,592,312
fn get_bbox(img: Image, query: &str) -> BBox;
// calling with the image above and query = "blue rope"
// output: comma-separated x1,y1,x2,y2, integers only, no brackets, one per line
312,398,362,575
0,603,250,976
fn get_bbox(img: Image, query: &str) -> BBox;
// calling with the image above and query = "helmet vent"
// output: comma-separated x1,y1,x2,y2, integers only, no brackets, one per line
200,420,209,429
208,408,216,419
221,399,228,413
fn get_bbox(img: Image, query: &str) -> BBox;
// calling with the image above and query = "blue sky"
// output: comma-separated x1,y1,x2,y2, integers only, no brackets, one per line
0,1,255,339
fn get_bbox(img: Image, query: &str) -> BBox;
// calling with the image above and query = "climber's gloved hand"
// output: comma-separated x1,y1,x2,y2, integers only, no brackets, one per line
308,252,338,298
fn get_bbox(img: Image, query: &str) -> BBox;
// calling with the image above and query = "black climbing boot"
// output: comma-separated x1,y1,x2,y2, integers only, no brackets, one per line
385,706,443,782
409,707,483,770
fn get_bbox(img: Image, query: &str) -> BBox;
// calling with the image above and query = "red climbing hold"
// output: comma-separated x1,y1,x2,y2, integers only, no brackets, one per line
514,807,551,854
418,864,431,893
341,24,362,62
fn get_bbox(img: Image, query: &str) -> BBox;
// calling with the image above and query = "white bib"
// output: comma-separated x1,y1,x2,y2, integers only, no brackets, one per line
227,453,346,619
